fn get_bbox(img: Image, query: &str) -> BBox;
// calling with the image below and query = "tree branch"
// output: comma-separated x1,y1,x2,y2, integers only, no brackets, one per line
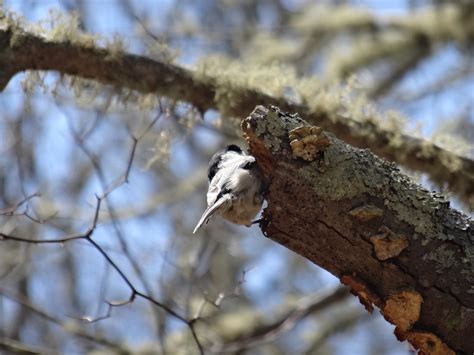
0,337,55,354
0,288,127,352
0,196,204,355
243,105,474,354
212,285,350,353
0,25,473,208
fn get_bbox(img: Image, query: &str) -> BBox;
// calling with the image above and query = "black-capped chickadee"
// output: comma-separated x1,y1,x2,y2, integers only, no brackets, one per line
193,145,264,234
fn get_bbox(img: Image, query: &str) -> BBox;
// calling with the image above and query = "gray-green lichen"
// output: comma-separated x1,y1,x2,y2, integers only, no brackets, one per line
423,245,457,273
254,109,284,152
252,105,474,285
252,105,307,153
297,144,365,200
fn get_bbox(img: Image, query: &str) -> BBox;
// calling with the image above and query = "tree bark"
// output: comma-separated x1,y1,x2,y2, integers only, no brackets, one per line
0,25,473,208
243,105,474,355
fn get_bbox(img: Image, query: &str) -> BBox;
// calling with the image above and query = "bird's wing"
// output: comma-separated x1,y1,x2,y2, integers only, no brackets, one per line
193,194,232,234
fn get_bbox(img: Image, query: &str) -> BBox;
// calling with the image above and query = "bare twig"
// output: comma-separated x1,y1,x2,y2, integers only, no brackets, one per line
212,286,350,353
0,287,127,352
0,195,205,354
0,192,41,215
303,308,369,354
61,107,172,350
0,337,54,354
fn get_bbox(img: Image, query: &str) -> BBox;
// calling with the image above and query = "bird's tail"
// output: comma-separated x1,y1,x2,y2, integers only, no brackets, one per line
193,196,229,234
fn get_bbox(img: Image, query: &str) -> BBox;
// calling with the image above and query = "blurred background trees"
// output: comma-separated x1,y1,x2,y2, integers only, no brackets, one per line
0,0,472,354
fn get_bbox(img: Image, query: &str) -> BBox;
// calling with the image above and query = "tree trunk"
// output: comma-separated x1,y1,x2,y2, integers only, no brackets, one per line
243,105,474,355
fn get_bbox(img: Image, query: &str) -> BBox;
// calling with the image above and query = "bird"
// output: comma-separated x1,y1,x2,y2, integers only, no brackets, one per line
193,144,264,234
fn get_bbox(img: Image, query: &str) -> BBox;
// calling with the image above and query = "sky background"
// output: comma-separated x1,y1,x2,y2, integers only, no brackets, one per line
1,0,472,354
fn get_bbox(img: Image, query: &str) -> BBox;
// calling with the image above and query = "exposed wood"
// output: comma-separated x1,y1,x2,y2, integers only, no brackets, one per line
242,105,474,354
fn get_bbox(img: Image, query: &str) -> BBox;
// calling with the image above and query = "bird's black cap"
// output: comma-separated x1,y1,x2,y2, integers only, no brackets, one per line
225,144,243,153
207,145,244,182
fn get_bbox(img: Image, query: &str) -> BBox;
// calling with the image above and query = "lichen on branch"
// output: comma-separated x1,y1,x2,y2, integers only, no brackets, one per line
0,16,473,207
242,105,474,354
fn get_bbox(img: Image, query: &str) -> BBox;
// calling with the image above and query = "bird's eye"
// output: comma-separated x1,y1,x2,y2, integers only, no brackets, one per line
242,160,255,170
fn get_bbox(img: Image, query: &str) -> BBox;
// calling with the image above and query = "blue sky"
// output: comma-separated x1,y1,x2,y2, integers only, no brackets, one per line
1,1,470,353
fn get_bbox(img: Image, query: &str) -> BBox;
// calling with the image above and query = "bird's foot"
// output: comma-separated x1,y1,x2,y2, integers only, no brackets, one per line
250,218,263,226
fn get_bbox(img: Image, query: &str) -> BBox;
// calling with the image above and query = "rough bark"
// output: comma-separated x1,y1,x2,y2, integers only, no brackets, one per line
0,25,473,208
242,105,474,355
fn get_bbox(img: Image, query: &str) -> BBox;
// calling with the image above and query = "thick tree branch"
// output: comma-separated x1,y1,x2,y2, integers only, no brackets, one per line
242,105,474,354
0,25,473,208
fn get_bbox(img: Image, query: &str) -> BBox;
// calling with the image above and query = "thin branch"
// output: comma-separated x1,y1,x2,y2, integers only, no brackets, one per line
60,106,174,350
0,288,127,352
212,286,350,353
394,64,474,103
368,44,431,99
86,236,136,292
0,337,54,354
0,192,41,215
303,308,369,354
27,168,206,224
0,232,85,244
124,137,137,184
0,196,205,354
